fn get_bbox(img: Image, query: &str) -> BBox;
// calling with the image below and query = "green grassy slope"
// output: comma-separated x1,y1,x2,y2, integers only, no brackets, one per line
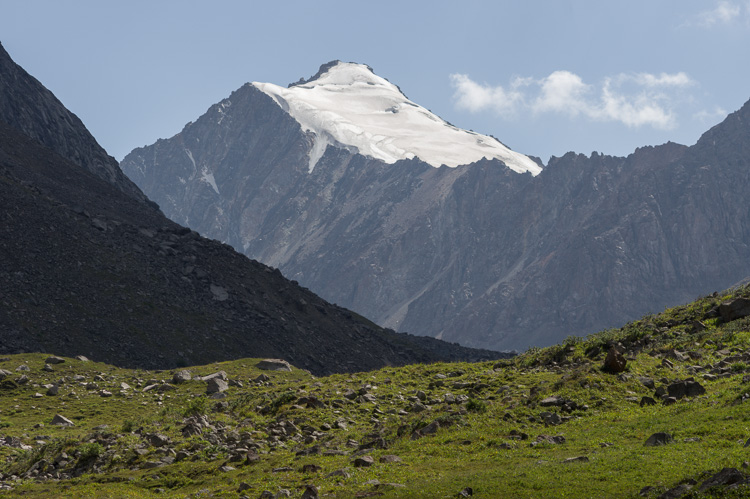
1,284,750,498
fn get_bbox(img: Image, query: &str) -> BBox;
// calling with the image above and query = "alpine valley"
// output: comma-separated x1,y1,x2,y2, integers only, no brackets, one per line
0,43,504,374
122,61,750,352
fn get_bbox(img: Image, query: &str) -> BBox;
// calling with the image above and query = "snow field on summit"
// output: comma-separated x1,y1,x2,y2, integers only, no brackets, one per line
253,62,542,175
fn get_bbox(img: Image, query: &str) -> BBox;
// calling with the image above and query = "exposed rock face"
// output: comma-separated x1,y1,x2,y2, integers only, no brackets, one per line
121,63,750,351
0,47,507,375
0,42,147,203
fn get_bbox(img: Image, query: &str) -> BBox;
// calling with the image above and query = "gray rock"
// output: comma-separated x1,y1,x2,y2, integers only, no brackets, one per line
639,377,655,389
540,412,562,426
173,370,192,384
146,434,170,447
540,396,565,407
563,456,589,463
658,484,692,499
257,359,292,371
50,414,74,426
46,385,59,396
198,371,227,382
353,455,375,467
210,284,229,301
532,435,566,446
719,298,750,322
640,396,657,407
698,467,746,492
206,378,228,394
44,356,65,365
300,485,319,499
326,469,351,479
379,455,402,463
667,380,706,399
644,432,672,446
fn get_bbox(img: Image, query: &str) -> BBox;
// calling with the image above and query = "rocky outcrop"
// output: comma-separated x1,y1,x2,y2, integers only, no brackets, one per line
121,64,750,352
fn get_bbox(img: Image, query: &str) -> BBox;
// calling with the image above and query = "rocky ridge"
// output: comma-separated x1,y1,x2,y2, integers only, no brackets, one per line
121,62,750,352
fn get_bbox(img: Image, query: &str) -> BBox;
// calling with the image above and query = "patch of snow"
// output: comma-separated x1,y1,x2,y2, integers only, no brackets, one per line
307,133,330,172
201,166,220,195
184,148,197,172
217,99,232,125
253,62,541,175
186,147,219,195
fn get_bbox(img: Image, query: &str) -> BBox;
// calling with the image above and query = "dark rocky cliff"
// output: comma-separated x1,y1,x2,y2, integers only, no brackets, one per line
121,73,750,352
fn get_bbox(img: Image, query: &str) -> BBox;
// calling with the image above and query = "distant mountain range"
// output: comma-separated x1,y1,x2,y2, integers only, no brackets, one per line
0,44,504,374
121,60,750,351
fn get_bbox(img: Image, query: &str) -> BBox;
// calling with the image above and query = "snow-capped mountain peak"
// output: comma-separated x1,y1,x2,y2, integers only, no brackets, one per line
252,61,542,175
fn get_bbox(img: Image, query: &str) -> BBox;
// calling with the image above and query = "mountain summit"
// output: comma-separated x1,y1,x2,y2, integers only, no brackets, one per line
121,62,750,352
253,61,541,174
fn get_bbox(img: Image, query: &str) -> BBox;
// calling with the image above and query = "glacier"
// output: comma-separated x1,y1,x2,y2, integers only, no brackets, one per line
253,62,542,175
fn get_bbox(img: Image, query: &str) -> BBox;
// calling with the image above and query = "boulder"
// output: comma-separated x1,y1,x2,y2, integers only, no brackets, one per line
198,371,227,382
257,359,292,371
533,435,566,446
172,370,192,384
644,432,672,446
603,347,627,373
146,433,170,447
640,396,657,407
699,467,746,492
51,414,75,426
45,356,65,364
667,380,706,399
353,455,375,467
206,378,228,394
719,298,750,322
540,412,562,426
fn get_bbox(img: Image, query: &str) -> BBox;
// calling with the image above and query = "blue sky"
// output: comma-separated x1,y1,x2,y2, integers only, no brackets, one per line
1,0,749,163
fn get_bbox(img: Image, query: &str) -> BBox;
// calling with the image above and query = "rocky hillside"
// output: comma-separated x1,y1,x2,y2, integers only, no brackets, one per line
1,285,749,497
0,46,505,375
121,62,750,352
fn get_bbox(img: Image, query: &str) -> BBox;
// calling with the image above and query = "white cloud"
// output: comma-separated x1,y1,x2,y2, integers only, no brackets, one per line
533,71,591,115
450,71,696,130
449,74,523,114
688,1,743,27
630,72,694,87
694,106,729,122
